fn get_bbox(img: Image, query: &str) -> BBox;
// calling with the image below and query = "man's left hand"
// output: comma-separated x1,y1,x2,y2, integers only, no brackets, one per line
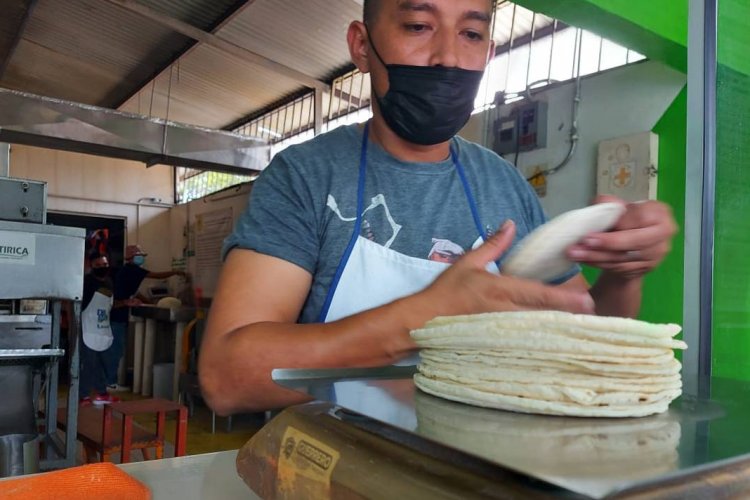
567,195,678,280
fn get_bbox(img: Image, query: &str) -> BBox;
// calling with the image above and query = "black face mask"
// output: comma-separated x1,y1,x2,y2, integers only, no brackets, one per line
92,267,109,278
367,29,485,146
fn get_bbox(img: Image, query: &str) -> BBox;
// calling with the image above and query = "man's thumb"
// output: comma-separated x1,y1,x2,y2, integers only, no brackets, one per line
462,220,516,267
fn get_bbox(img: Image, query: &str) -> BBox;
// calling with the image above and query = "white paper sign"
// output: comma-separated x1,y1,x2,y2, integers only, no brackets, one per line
0,231,36,265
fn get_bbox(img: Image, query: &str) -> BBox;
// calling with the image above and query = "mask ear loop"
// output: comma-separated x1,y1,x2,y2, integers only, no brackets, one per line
363,23,390,70
363,23,391,104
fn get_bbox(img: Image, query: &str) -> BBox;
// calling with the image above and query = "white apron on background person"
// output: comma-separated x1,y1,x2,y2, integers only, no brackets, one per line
316,123,494,426
82,290,114,352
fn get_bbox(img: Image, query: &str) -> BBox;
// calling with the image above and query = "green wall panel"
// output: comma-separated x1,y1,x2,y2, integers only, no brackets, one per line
712,0,750,380
639,87,686,328
581,87,686,336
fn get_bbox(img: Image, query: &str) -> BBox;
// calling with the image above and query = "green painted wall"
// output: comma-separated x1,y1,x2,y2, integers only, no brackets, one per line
711,0,750,381
639,87,686,327
580,87,686,335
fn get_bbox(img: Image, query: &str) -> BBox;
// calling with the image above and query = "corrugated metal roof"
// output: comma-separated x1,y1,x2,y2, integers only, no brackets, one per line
0,0,241,107
119,44,302,129
137,0,244,30
2,0,565,133
217,0,360,81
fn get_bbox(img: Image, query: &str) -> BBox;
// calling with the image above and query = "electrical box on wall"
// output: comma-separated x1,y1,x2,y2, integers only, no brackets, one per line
596,132,659,202
493,101,548,155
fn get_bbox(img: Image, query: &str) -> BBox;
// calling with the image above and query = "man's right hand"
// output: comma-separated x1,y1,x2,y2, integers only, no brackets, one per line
418,220,595,317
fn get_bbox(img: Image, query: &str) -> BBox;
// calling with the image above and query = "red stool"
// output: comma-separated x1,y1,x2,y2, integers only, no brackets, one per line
105,398,188,463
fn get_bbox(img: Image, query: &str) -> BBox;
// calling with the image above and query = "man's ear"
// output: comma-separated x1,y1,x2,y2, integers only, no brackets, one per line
347,21,370,74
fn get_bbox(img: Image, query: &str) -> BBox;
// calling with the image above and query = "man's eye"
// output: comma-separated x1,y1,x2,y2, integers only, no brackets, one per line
404,23,430,33
463,30,484,41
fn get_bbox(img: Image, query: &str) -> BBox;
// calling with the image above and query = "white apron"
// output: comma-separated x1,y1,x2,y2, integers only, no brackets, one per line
82,290,114,352
315,123,495,425
319,122,496,327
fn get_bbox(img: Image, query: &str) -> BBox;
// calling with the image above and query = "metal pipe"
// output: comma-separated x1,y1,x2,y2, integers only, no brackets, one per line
504,4,517,92
48,193,173,208
524,13,537,91
526,29,582,182
683,0,715,399
547,20,557,84
698,0,717,398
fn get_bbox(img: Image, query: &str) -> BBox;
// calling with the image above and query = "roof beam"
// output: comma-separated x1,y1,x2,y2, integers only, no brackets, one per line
108,0,256,109
0,0,38,80
104,0,329,92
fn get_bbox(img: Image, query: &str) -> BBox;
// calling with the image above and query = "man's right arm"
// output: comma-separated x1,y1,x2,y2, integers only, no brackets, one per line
199,222,595,415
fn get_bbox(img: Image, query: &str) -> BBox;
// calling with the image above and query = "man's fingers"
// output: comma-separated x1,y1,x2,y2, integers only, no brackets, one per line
462,220,516,268
593,194,626,207
507,279,595,314
578,225,667,252
568,245,665,264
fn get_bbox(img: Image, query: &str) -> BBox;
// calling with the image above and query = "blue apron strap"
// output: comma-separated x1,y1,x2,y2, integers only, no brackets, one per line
317,122,370,322
451,145,488,241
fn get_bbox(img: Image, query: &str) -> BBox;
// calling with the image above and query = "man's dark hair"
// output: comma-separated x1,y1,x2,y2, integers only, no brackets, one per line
363,0,497,26
363,0,379,25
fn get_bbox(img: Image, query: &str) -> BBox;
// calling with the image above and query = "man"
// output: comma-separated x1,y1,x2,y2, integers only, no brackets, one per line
79,254,118,405
107,244,186,391
199,0,677,414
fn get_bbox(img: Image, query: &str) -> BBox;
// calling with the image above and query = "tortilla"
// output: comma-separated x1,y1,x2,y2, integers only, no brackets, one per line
425,310,682,339
415,374,673,418
420,350,682,376
412,310,685,418
413,332,669,357
501,203,627,281
412,323,686,349
417,362,683,393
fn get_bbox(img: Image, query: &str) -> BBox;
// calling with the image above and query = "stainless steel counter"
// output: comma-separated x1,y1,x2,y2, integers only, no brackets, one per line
118,451,257,500
272,370,750,499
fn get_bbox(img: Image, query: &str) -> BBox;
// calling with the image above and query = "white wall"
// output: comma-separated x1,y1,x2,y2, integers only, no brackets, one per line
169,183,253,298
460,60,686,216
7,144,175,269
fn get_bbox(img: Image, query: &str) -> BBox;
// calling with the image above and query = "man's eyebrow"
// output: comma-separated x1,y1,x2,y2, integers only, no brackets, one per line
396,2,491,24
397,1,437,14
463,10,491,24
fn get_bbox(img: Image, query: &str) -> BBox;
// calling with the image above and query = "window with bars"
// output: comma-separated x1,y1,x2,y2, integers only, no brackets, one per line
176,2,646,204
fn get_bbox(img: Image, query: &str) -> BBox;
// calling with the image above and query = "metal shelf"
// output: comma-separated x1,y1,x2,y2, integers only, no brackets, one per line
0,349,64,359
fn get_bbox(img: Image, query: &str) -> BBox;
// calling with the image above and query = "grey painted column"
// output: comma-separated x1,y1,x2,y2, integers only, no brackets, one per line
0,143,9,177
683,0,717,397
314,87,324,135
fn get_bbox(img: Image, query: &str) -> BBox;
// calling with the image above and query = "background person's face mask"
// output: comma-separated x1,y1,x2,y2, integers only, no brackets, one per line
92,267,109,278
367,28,485,146
132,255,145,266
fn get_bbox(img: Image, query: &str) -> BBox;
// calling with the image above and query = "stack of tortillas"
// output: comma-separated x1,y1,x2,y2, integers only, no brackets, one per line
411,311,687,418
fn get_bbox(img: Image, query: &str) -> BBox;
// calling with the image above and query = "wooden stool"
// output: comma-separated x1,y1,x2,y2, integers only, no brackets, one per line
106,399,188,463
57,399,188,463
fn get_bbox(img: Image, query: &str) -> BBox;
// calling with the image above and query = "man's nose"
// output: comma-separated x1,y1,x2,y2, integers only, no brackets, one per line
428,29,459,67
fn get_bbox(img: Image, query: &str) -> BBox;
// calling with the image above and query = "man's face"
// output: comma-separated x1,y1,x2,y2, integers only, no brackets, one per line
366,0,494,96
91,257,109,269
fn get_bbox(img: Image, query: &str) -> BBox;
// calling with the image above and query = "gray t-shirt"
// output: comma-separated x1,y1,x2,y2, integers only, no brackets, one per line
224,124,578,323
